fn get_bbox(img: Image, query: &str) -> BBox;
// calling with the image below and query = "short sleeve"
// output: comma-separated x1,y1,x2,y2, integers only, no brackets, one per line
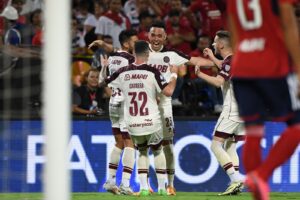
170,51,190,66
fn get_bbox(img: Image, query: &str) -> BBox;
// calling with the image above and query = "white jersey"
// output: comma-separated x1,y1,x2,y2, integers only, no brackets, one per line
108,51,135,103
218,55,242,122
95,13,128,48
147,45,190,104
106,63,168,136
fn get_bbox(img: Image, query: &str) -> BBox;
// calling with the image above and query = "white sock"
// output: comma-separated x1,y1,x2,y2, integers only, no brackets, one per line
163,144,175,187
224,140,241,181
137,149,149,190
108,146,122,183
211,139,239,182
121,147,135,187
153,149,166,190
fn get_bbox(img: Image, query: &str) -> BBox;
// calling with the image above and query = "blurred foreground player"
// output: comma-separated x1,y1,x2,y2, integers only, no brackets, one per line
228,1,300,200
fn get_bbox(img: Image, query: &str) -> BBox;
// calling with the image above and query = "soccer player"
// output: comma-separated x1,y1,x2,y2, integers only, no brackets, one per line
196,30,245,195
228,1,300,200
90,22,212,195
147,21,213,195
106,40,179,196
99,29,138,195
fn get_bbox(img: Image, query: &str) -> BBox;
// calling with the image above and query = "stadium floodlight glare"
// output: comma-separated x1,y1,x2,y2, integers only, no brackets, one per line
44,0,71,200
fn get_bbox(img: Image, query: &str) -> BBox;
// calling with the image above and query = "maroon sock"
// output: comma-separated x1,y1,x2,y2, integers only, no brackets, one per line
243,125,264,173
257,125,300,181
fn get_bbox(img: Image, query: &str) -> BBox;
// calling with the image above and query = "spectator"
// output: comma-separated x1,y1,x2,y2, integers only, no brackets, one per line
166,9,195,54
136,11,153,40
1,6,21,46
84,0,105,46
10,0,26,25
125,0,160,29
72,16,86,55
95,0,130,48
90,34,113,69
188,0,224,39
0,0,10,44
72,68,107,116
29,9,43,46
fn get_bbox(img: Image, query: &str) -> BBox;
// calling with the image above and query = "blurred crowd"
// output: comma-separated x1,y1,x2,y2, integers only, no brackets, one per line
0,0,299,117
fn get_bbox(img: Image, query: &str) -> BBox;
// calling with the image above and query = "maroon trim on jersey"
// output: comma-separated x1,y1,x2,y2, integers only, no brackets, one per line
160,46,191,60
110,51,135,64
218,55,232,81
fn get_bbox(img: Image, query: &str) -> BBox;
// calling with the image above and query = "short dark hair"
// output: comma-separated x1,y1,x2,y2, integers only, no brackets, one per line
134,40,149,56
119,29,137,46
216,30,230,41
150,20,166,30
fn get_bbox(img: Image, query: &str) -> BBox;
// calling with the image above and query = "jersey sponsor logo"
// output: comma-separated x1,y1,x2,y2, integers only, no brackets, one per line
131,74,148,79
150,64,168,73
239,38,265,52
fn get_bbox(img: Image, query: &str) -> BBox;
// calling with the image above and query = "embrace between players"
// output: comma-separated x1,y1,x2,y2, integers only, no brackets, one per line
90,2,300,198
90,21,245,196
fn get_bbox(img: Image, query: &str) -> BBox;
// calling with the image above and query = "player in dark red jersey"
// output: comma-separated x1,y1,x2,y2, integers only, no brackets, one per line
228,1,300,200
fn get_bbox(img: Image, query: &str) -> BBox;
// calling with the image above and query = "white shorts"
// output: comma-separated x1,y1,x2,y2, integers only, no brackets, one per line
213,117,245,141
131,130,163,150
109,100,127,132
158,103,174,140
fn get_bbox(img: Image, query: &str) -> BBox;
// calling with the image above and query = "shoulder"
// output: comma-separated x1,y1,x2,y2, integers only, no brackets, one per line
161,47,191,60
110,51,135,63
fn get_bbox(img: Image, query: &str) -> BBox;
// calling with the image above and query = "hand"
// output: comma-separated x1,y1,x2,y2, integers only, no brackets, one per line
203,48,214,58
169,64,179,74
195,65,201,75
88,40,104,49
100,54,108,68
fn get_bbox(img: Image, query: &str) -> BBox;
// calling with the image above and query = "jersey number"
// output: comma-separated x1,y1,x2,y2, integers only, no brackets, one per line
237,0,262,30
128,92,149,116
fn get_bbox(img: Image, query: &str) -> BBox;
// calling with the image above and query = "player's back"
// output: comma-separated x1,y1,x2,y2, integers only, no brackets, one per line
108,51,135,103
228,0,293,78
113,63,167,136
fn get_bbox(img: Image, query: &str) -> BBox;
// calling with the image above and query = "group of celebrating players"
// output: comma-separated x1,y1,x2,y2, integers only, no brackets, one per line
89,1,300,200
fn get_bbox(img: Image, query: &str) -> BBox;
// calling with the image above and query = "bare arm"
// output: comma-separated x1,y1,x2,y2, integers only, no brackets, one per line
98,54,109,87
195,66,225,88
188,56,215,67
203,48,222,68
162,65,178,97
88,39,114,53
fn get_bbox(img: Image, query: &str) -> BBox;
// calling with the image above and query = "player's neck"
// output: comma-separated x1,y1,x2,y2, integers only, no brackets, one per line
134,57,147,65
221,49,233,59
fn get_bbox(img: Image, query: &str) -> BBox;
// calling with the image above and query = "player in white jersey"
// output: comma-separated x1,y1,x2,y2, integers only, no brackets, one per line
147,21,214,195
106,40,179,196
195,31,245,196
89,22,213,195
98,30,138,195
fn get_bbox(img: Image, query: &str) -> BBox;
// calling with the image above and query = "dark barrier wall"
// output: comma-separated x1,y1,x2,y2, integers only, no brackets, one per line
0,120,299,192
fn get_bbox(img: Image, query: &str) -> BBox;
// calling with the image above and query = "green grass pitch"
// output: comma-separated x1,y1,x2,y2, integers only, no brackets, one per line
0,192,300,200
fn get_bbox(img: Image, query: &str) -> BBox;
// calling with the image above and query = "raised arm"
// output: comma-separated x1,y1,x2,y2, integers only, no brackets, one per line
195,66,224,88
203,48,222,69
88,40,115,53
162,65,178,97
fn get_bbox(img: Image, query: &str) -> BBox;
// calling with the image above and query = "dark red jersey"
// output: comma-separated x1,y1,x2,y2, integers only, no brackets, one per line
228,0,295,78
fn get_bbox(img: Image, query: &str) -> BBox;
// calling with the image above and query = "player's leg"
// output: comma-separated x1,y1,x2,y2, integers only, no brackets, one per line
103,128,123,194
159,105,176,195
149,131,167,196
132,135,150,196
232,79,265,173
255,75,300,182
119,132,135,195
